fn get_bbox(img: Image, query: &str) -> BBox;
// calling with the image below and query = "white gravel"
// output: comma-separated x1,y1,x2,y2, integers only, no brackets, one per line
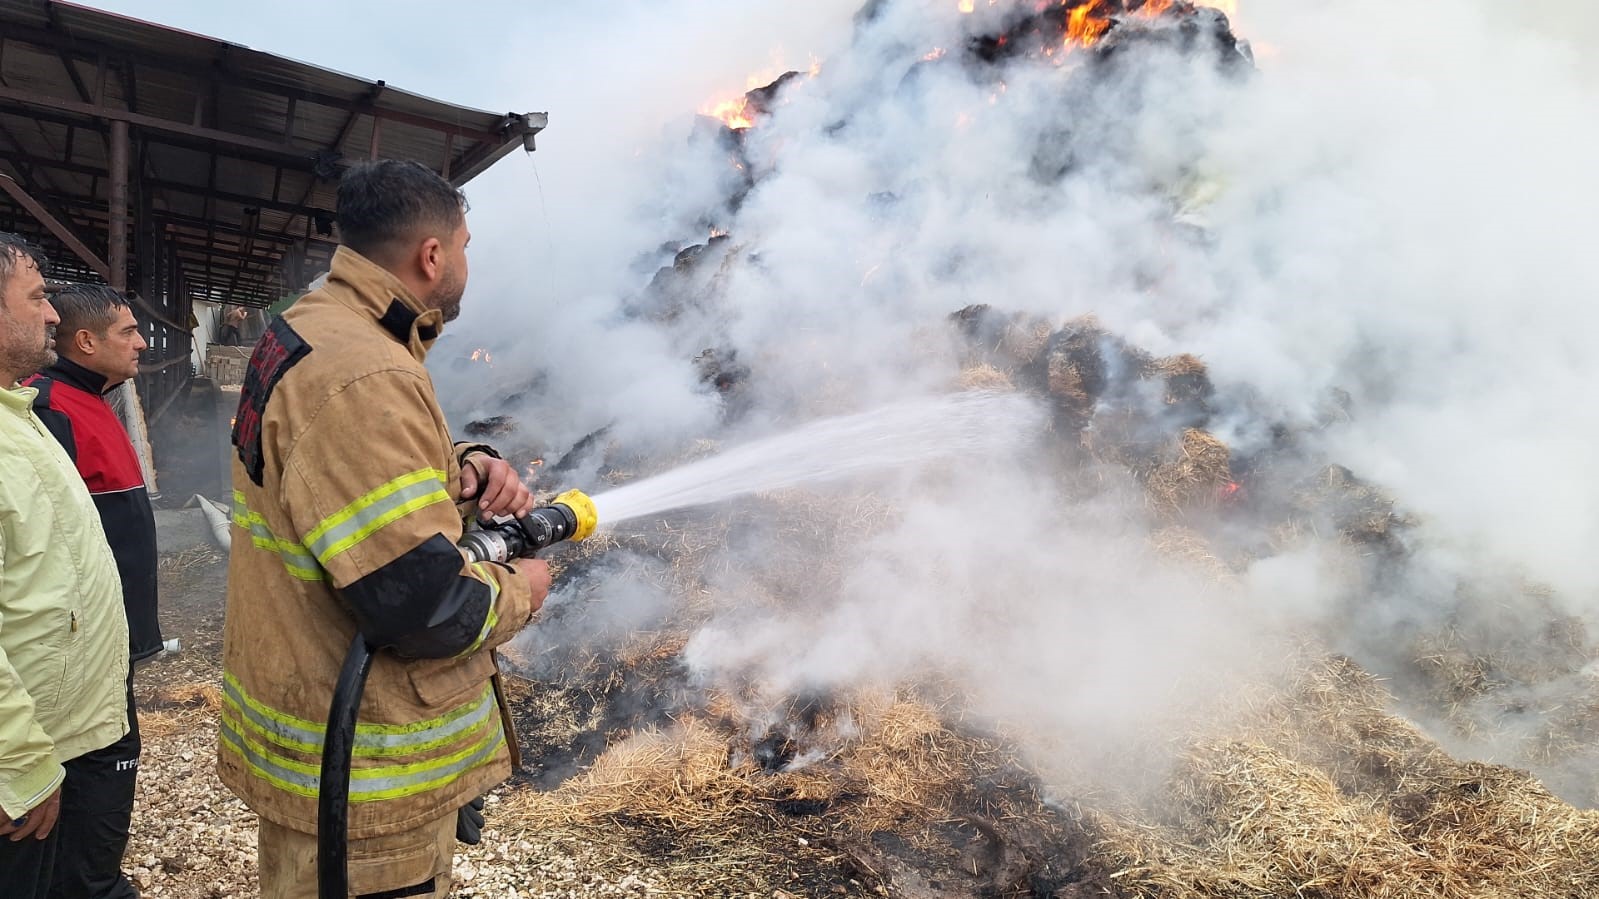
127,707,685,898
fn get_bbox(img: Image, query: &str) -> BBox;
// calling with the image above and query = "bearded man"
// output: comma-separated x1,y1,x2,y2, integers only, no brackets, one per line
217,160,550,898
0,234,129,898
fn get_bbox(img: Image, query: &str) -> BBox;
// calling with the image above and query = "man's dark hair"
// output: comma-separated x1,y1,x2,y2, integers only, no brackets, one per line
0,232,48,301
50,283,130,340
335,160,467,262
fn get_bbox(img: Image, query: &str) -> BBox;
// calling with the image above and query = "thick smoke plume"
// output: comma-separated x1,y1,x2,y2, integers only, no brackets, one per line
440,0,1599,800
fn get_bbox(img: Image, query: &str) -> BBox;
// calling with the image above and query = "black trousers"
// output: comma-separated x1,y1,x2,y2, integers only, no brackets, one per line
0,675,138,899
0,821,60,899
49,677,141,899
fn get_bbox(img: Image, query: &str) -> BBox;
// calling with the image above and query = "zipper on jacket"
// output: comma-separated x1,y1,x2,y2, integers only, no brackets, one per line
71,611,78,633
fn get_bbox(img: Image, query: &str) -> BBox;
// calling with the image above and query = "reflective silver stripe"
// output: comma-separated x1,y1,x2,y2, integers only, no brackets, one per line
231,494,324,581
220,717,320,796
232,513,324,580
221,714,505,801
345,728,505,799
305,476,448,564
222,675,499,757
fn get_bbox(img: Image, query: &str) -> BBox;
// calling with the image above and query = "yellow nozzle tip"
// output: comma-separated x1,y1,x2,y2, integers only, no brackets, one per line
553,489,597,542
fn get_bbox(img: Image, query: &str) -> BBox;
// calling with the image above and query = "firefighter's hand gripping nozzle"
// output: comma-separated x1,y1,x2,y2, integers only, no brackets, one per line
457,489,599,563
318,489,597,899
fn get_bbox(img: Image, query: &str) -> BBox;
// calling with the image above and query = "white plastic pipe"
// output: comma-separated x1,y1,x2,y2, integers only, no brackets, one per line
192,494,231,550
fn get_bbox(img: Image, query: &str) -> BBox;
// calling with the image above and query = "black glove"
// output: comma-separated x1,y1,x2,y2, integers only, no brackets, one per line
456,795,486,845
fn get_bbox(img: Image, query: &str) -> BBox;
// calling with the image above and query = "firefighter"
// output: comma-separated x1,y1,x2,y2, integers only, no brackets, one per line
217,160,551,898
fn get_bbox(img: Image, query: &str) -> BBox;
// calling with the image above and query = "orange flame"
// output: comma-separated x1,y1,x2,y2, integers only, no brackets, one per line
1066,2,1114,48
470,348,494,365
705,96,755,131
1060,1,1236,52
958,0,976,12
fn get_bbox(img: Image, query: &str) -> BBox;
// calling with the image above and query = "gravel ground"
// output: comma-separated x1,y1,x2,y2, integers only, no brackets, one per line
128,701,880,898
130,549,670,899
131,550,873,898
128,701,695,898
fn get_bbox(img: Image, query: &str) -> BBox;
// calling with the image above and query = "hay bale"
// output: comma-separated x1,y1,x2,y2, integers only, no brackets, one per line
1145,429,1232,517
957,363,1015,391
1161,740,1445,894
998,314,1054,367
1152,353,1214,412
1290,465,1413,554
1088,652,1599,897
948,306,1053,370
1149,526,1237,582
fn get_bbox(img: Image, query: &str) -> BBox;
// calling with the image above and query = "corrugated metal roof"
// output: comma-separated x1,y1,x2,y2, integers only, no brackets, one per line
0,0,546,306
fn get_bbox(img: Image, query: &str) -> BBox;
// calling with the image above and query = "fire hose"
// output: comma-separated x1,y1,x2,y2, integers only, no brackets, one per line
317,490,597,899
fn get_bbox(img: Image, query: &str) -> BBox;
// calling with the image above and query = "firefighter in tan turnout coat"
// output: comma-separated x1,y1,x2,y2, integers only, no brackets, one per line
218,160,551,898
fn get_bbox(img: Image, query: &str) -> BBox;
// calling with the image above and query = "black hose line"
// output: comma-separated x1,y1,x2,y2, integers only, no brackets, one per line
318,634,374,899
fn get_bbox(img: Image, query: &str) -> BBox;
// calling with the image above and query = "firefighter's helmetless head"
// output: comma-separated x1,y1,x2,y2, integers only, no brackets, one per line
335,159,471,324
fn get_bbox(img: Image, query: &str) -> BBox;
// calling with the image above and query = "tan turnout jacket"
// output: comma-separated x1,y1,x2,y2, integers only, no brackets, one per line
217,247,535,838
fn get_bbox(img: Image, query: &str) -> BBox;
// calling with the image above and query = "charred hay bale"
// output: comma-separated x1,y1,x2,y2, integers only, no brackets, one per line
1290,465,1414,556
463,414,518,439
1144,429,1232,517
634,235,738,323
1152,353,1214,428
948,305,1054,373
1039,320,1108,424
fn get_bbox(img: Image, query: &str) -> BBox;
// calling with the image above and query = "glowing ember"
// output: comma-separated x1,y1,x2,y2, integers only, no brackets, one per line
470,348,494,365
923,47,948,61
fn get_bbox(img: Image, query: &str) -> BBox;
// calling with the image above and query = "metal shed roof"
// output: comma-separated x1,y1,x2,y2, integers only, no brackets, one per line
0,0,546,305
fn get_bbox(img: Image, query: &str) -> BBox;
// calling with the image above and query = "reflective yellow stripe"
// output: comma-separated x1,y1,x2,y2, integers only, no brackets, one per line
220,713,505,802
304,469,450,565
458,563,500,657
222,671,496,756
231,490,325,581
221,672,498,758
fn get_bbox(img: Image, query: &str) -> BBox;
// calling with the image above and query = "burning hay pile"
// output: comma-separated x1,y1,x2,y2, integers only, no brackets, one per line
434,1,1599,896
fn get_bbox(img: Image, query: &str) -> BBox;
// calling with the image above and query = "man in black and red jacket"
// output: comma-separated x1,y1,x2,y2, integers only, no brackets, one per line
26,284,162,899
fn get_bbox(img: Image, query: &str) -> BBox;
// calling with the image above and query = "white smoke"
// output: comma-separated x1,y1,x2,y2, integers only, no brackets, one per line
454,0,1599,797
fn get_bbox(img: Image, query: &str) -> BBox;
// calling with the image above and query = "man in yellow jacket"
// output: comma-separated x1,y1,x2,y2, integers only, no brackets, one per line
0,234,131,897
218,160,550,898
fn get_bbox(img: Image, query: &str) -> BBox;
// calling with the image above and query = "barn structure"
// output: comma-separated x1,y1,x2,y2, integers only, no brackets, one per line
0,0,544,490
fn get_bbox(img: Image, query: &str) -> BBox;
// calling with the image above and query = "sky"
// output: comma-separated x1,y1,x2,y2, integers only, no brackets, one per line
89,0,1599,800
